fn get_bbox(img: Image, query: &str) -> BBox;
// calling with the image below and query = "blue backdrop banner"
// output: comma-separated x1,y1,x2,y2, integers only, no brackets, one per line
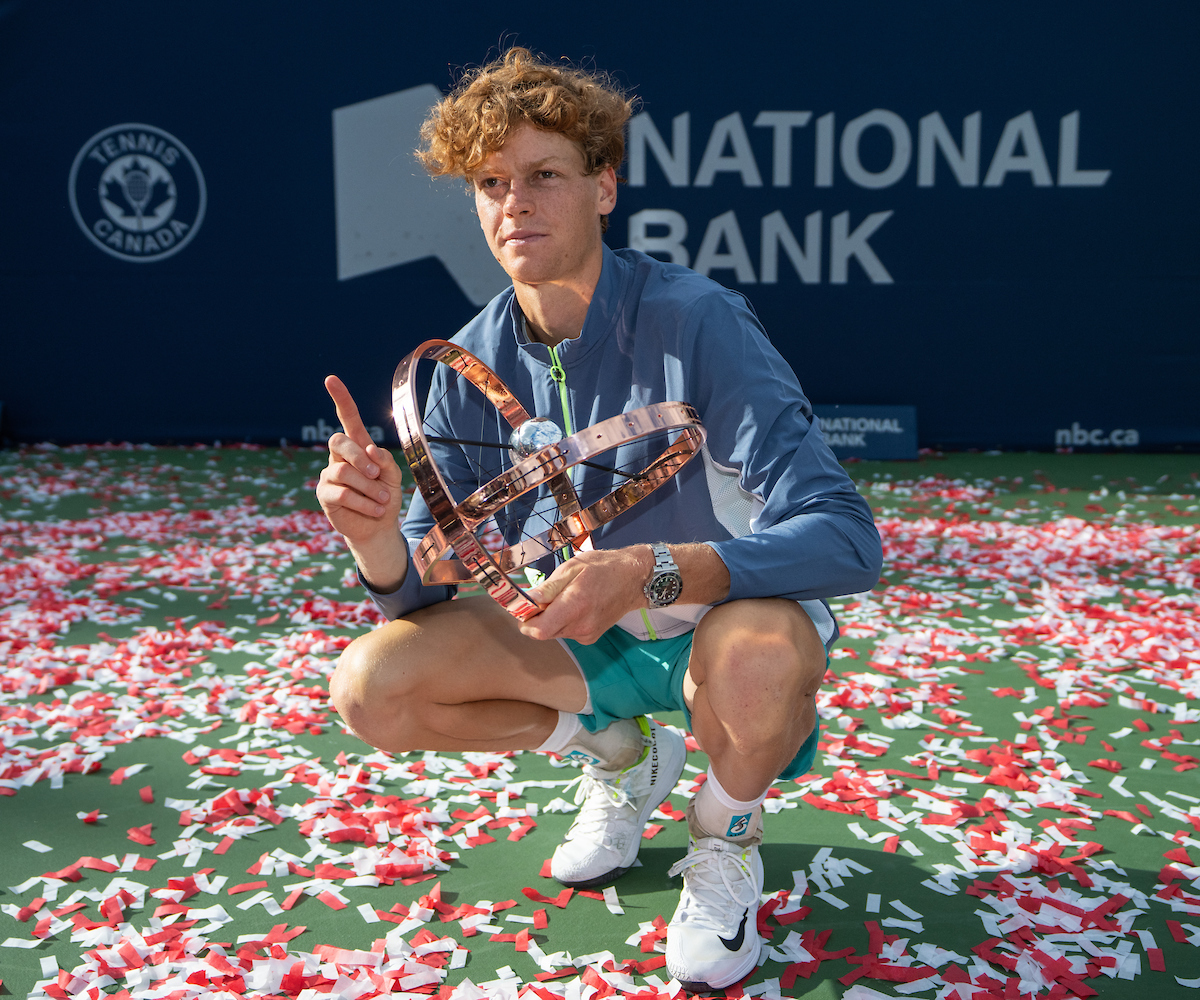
1,2,1196,451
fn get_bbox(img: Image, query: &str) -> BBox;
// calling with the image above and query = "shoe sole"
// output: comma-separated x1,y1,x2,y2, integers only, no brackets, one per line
554,723,687,889
553,863,635,891
674,940,761,994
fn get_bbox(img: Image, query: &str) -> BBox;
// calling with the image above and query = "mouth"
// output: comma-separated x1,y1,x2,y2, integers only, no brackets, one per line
501,231,546,246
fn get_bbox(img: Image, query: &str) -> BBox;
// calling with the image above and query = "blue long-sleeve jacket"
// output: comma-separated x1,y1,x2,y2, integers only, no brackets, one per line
364,245,882,644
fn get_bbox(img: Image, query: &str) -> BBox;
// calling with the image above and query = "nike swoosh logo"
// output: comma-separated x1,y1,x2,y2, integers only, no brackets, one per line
719,909,748,951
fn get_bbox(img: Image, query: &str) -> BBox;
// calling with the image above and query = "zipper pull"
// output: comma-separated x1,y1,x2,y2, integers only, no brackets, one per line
546,344,574,435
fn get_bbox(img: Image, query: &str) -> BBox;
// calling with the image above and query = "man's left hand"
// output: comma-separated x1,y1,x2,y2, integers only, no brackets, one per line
519,542,732,644
519,548,652,644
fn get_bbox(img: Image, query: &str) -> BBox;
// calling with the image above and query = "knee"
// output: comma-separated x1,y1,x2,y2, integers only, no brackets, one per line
709,657,815,762
699,601,824,696
692,601,824,752
328,633,368,720
328,633,381,745
328,624,420,751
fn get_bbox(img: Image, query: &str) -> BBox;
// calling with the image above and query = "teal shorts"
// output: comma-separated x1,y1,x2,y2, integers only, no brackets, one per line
561,626,820,782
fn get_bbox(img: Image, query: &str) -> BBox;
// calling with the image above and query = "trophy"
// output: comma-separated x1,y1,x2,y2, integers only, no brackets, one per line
391,340,705,621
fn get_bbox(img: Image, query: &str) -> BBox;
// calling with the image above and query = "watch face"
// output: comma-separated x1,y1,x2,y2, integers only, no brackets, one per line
647,572,682,606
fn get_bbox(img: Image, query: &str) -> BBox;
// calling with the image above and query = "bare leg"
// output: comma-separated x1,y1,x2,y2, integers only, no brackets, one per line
329,596,588,754
665,599,827,988
682,598,825,800
332,597,685,892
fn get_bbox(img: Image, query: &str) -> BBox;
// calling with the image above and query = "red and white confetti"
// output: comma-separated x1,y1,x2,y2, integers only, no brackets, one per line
2,452,1198,998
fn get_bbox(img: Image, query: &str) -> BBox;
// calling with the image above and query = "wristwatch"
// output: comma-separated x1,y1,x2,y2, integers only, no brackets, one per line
643,542,683,608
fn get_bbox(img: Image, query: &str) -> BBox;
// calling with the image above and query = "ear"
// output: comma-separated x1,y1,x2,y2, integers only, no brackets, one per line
596,165,617,216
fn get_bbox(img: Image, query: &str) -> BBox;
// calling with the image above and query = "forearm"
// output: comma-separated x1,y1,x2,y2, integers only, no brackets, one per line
632,542,731,607
355,529,459,622
353,489,458,620
348,525,409,595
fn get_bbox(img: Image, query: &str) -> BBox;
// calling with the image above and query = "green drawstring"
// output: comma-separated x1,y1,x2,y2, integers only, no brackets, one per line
547,343,574,563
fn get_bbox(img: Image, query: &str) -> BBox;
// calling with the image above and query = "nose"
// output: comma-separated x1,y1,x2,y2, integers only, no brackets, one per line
503,178,532,216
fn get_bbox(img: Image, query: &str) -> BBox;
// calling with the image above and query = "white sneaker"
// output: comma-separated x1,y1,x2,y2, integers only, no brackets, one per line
551,719,686,888
665,837,764,991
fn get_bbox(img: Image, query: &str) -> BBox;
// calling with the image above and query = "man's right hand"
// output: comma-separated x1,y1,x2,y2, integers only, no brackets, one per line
316,375,409,592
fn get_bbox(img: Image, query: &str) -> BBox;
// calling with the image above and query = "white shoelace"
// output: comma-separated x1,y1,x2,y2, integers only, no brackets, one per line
668,842,760,926
561,770,638,843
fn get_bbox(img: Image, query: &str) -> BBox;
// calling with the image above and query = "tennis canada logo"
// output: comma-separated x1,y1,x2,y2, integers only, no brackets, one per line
68,123,206,263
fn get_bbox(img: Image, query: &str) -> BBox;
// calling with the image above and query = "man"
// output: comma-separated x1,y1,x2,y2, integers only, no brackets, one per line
318,47,882,991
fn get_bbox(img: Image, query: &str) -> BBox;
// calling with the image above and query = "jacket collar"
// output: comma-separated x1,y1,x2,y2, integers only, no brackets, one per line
509,244,628,366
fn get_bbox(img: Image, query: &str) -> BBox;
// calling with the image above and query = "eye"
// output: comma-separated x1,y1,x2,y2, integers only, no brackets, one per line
538,170,557,180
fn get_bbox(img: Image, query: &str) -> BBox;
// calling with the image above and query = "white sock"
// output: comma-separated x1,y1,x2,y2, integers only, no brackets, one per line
535,711,584,754
535,713,645,775
691,766,766,843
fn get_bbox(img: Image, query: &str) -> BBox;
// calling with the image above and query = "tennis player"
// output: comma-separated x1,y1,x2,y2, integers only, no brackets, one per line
317,47,882,991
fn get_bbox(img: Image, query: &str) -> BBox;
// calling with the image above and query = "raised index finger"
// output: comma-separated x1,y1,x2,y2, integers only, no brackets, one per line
324,375,374,450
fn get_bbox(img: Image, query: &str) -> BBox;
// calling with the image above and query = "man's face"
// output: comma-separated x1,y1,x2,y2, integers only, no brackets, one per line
471,123,616,289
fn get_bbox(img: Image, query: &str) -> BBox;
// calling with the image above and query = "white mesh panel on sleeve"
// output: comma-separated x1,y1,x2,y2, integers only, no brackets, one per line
701,445,763,538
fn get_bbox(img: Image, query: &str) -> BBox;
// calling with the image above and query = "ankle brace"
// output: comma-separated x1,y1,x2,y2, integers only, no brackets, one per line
689,767,766,844
537,714,647,777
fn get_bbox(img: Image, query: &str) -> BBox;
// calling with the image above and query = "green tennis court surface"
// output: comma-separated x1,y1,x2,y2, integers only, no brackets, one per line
1,446,1198,999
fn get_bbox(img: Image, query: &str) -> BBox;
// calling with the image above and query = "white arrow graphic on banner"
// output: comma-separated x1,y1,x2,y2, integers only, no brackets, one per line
332,84,509,305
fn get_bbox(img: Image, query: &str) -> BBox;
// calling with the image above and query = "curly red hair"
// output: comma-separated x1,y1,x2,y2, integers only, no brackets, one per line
418,47,633,187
